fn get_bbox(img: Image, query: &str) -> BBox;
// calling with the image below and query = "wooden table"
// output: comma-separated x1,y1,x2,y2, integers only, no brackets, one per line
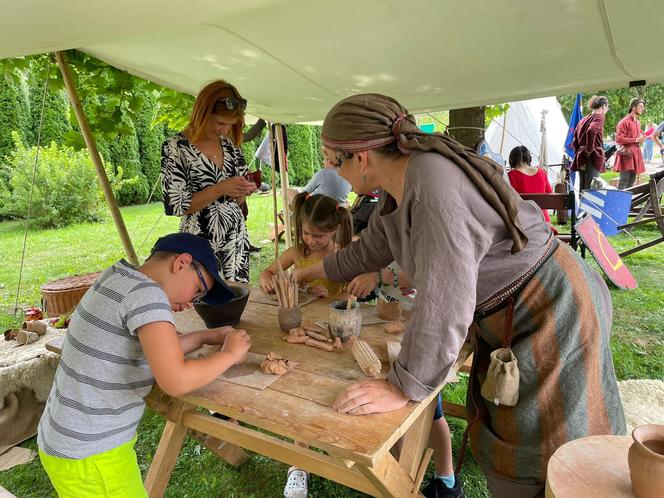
545,435,636,498
48,292,471,497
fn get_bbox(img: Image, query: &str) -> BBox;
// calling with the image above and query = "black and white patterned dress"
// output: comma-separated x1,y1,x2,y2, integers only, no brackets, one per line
161,133,250,282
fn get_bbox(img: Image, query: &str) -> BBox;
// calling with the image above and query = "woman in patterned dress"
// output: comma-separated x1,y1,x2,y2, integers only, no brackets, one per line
161,81,257,282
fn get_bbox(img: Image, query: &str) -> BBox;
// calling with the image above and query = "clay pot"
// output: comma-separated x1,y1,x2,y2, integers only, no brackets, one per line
328,300,362,342
4,329,19,341
16,330,39,346
22,320,47,335
628,424,664,498
376,299,401,321
278,306,302,332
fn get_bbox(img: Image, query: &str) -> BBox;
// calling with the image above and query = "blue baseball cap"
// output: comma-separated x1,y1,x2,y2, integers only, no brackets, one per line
150,232,234,305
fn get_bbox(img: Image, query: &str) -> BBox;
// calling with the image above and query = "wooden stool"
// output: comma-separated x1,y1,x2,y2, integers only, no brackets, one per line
546,435,636,497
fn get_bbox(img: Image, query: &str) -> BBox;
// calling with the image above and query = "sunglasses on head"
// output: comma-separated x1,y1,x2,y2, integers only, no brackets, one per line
217,97,247,111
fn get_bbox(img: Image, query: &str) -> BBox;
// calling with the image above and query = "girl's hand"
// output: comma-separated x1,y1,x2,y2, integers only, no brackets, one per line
348,272,379,299
310,285,328,298
259,271,275,294
221,328,251,365
332,379,410,415
220,176,256,198
206,326,234,345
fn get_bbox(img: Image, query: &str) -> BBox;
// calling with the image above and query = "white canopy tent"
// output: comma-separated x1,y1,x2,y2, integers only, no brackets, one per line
1,0,663,123
485,97,569,186
486,98,569,167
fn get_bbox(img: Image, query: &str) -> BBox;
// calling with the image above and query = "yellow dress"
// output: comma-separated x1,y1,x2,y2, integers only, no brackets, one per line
295,256,346,297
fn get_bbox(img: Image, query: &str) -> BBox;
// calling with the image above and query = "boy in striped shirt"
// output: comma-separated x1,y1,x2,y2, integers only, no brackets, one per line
38,233,251,497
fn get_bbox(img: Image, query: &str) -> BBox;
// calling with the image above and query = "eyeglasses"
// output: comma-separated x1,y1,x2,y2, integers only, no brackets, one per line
192,262,210,302
217,97,247,111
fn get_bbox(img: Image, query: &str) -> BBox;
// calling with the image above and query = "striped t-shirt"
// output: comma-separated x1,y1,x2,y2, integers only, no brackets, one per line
38,260,174,459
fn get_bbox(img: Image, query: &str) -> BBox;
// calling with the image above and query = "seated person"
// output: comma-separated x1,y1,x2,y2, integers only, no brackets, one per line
507,146,553,222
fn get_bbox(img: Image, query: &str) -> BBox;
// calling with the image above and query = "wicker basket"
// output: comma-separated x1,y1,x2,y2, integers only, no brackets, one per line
40,272,102,316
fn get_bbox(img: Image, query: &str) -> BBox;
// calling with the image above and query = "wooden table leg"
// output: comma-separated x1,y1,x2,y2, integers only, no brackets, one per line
397,397,437,480
357,451,421,498
144,399,191,498
357,396,439,497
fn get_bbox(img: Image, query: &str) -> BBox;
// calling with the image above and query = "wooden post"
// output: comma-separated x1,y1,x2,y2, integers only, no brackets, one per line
275,124,292,247
268,125,280,258
55,51,139,265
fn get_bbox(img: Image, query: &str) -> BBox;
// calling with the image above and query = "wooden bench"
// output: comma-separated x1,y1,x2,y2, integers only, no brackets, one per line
519,192,581,253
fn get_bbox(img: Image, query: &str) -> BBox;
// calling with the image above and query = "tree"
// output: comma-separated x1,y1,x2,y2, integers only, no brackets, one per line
449,106,485,148
134,89,165,198
104,112,149,206
0,68,30,160
27,82,71,147
285,124,317,186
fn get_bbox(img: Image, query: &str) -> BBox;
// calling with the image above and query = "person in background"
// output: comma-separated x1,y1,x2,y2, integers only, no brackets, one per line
507,146,554,222
614,98,646,190
642,122,655,162
241,119,267,253
300,149,352,205
571,95,609,190
649,118,664,163
161,80,257,282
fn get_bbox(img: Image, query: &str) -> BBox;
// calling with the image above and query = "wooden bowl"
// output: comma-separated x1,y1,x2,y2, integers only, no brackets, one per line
193,285,249,328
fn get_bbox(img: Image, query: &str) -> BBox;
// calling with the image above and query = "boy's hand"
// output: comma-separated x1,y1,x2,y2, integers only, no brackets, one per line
348,272,379,298
206,326,234,345
259,271,274,294
221,328,251,364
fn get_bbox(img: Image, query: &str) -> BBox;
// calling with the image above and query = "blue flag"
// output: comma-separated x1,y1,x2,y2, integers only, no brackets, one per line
564,93,583,158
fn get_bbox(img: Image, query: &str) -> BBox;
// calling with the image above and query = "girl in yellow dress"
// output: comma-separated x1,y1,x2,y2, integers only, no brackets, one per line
260,192,352,298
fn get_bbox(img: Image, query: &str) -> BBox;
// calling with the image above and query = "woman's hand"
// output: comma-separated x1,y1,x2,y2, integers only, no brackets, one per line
332,379,410,415
220,176,256,198
259,271,275,294
347,272,380,299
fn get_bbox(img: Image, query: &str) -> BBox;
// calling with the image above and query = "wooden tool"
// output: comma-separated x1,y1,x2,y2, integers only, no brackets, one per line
351,338,382,378
272,265,299,308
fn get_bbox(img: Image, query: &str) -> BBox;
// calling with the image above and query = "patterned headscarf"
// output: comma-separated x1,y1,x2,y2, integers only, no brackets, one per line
321,93,528,254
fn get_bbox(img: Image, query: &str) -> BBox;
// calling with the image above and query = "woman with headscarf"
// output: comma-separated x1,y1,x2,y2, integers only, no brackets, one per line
295,94,625,498
161,80,257,282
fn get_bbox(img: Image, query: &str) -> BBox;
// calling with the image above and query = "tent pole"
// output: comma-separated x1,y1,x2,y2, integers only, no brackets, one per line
499,112,507,156
539,109,548,168
275,124,292,248
55,51,139,265
267,125,280,258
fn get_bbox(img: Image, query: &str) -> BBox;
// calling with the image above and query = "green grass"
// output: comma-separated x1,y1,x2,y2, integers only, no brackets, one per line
1,194,662,498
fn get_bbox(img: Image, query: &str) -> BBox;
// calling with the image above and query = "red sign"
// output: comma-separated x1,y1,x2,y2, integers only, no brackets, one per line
575,217,637,290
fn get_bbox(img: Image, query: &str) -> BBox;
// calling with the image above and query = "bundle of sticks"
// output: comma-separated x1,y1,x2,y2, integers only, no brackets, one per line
271,267,298,308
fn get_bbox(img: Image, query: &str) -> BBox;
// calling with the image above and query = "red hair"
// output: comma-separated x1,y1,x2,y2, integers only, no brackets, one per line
185,80,245,145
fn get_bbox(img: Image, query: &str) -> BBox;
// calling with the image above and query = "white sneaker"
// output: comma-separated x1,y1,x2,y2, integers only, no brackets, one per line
283,466,308,498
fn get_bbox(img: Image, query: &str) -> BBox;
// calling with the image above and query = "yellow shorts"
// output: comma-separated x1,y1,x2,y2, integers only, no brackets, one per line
39,436,147,498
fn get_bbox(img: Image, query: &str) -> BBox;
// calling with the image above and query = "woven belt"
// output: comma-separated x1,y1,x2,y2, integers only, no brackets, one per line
474,235,557,318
